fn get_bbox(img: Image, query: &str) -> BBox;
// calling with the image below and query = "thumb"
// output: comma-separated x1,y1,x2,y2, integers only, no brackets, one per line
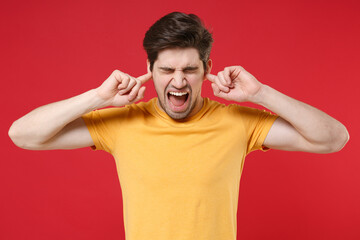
132,86,146,103
211,83,229,100
206,73,216,83
137,72,152,84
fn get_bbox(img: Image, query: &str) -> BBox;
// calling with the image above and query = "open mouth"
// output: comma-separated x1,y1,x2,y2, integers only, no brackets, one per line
167,91,189,111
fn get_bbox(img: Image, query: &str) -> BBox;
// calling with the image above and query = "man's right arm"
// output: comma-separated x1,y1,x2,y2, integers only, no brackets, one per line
8,70,152,150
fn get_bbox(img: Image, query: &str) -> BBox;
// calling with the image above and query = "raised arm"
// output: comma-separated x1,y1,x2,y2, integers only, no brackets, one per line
206,66,349,153
8,70,151,150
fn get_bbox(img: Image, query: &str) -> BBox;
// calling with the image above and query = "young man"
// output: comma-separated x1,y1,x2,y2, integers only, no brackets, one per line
9,12,349,240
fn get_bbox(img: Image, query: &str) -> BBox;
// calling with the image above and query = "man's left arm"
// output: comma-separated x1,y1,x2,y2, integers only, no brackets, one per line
206,66,349,153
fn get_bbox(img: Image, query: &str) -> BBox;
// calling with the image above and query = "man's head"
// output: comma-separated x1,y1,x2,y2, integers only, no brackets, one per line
143,12,213,72
143,12,213,120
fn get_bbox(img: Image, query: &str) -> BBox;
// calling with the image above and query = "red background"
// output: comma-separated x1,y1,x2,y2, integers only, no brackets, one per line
1,0,359,239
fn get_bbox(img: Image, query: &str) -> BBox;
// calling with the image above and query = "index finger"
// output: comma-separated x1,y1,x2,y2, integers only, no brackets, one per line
206,73,217,83
137,72,152,84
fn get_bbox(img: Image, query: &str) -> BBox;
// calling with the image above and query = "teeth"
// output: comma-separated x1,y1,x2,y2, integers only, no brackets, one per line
169,92,187,96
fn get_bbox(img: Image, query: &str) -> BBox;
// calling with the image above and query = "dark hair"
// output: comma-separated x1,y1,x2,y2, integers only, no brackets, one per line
143,12,213,72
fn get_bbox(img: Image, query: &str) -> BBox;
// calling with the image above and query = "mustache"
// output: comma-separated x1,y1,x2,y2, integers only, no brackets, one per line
165,84,192,92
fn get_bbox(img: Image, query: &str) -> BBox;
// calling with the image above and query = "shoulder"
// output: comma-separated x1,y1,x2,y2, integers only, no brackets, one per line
205,98,260,115
206,98,276,121
228,103,270,116
127,98,156,112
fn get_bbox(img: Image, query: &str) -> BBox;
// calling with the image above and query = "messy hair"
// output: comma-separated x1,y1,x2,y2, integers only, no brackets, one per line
143,12,213,72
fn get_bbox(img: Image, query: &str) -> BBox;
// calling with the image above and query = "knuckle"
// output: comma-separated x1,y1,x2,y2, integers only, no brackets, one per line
128,82,136,89
130,78,137,84
121,79,129,86
112,70,122,79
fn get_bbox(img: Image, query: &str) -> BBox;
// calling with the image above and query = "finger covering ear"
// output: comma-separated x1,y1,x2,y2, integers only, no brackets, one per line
211,83,220,95
137,72,152,84
206,73,216,83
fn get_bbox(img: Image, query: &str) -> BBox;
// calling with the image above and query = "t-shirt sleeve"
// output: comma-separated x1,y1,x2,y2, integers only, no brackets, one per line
231,105,279,154
81,107,124,153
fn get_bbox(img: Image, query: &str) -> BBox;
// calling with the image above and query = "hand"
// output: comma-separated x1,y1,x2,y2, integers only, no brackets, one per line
96,70,152,107
206,66,264,103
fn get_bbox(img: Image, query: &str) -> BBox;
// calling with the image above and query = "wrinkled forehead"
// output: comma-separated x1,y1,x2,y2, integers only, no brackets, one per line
154,48,202,68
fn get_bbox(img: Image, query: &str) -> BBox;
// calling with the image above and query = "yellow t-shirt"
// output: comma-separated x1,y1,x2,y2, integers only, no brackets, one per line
82,97,278,240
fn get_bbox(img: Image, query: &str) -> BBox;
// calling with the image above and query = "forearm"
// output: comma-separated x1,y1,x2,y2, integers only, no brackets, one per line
254,85,349,151
9,89,106,145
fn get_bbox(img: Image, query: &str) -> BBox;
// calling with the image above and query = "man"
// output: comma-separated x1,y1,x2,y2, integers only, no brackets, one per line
9,12,348,240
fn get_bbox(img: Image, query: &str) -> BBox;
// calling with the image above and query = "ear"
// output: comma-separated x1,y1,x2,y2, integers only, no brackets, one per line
206,59,213,74
203,59,212,81
146,59,151,73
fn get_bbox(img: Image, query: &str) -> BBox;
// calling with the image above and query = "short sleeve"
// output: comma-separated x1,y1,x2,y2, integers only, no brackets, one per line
81,108,124,153
230,105,278,154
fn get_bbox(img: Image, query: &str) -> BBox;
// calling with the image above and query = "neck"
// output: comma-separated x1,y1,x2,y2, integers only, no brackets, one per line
188,97,204,118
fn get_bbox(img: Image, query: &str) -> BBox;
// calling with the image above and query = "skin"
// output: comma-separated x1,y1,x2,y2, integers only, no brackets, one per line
206,66,349,153
8,47,349,153
150,48,212,120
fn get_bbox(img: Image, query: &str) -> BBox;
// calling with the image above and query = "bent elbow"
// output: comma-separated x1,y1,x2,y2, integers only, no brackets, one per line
8,121,36,150
336,127,350,152
328,125,350,153
8,122,25,149
313,124,350,154
9,122,19,144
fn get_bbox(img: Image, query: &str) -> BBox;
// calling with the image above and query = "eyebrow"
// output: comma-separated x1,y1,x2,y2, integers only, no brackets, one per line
158,66,199,71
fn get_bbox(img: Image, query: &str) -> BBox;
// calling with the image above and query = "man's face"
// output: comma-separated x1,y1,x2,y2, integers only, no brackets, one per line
150,47,211,120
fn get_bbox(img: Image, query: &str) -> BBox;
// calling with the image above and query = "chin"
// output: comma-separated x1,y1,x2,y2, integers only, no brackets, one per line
164,102,193,120
166,110,191,120
161,99,195,120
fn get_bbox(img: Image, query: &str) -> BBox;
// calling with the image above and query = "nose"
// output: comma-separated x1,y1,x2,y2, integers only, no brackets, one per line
171,70,187,89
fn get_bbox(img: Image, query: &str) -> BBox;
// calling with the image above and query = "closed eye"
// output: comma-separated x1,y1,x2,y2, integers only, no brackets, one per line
183,67,199,74
158,66,199,74
159,67,175,74
184,69,198,74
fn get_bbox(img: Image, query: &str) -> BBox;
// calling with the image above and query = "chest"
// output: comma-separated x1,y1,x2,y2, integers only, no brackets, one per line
111,123,247,194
